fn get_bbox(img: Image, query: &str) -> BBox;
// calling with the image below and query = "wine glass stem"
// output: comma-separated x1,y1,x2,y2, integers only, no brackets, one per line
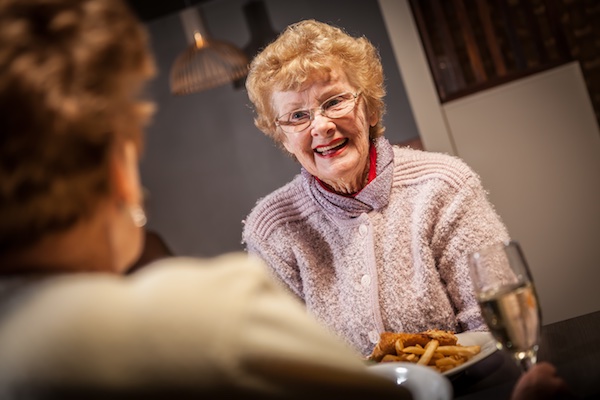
519,357,534,372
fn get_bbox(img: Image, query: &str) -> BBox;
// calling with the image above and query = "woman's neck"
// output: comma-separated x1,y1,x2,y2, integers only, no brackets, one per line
317,142,377,196
0,213,118,275
319,165,370,196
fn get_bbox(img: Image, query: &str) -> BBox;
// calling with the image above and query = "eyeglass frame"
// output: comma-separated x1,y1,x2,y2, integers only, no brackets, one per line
274,91,361,134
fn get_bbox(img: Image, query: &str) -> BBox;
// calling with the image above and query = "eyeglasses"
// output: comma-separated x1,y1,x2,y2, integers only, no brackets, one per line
275,91,360,134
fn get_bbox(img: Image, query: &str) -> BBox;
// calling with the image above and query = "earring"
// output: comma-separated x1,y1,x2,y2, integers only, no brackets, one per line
129,205,147,228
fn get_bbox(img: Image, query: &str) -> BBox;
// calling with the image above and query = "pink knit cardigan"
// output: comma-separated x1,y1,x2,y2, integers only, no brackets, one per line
243,137,510,356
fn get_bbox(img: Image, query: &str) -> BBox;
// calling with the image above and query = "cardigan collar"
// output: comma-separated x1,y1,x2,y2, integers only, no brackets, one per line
301,137,394,219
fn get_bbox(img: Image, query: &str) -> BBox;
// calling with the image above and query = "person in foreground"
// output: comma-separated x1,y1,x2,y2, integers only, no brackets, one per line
242,19,511,358
0,0,411,398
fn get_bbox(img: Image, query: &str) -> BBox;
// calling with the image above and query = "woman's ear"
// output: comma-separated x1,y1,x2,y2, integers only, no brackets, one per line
369,110,379,127
110,140,142,206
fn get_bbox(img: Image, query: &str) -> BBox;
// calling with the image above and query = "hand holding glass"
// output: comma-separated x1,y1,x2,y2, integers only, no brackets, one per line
468,240,541,371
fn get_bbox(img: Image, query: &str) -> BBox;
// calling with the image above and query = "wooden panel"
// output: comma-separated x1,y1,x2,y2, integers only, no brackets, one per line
454,0,487,82
476,0,507,76
408,0,574,103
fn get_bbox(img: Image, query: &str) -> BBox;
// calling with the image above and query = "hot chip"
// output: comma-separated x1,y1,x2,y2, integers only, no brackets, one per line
368,329,481,373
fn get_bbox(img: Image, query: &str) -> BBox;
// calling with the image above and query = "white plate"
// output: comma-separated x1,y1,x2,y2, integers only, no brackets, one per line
368,362,453,400
442,331,497,376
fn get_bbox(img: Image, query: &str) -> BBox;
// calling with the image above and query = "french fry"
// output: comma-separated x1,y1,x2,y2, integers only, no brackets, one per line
402,346,425,355
381,354,401,362
394,338,405,354
369,329,482,373
436,345,481,357
417,339,439,365
382,353,418,363
435,356,464,367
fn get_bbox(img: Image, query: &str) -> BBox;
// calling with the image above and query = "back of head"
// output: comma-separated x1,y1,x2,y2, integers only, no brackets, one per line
245,19,386,143
0,0,155,257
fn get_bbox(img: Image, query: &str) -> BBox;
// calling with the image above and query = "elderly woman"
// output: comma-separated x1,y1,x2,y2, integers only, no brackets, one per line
0,1,416,397
243,19,511,357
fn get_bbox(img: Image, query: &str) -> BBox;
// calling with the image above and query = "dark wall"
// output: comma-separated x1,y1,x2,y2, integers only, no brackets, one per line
139,0,420,257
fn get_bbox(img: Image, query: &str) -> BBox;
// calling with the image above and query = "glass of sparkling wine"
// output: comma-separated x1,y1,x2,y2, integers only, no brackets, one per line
468,240,541,372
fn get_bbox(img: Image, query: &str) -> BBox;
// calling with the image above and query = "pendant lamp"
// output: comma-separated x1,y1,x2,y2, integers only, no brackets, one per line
170,6,249,95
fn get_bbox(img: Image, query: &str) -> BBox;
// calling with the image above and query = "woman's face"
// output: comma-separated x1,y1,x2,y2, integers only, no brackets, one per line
272,68,378,193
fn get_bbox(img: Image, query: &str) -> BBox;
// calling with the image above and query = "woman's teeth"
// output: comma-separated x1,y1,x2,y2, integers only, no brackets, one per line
315,138,348,155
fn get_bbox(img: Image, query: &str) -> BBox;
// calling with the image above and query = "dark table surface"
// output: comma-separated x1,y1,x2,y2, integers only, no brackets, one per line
453,310,600,399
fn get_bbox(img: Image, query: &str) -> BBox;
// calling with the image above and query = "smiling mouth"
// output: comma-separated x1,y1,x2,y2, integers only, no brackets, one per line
314,138,348,156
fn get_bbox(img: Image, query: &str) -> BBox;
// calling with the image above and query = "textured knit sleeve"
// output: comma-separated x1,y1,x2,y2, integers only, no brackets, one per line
430,160,510,331
242,178,316,300
244,226,304,299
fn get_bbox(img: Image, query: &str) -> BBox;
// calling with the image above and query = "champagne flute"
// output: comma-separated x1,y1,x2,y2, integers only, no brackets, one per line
468,240,541,371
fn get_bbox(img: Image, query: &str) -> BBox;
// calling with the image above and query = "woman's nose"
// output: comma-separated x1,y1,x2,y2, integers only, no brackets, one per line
310,112,335,137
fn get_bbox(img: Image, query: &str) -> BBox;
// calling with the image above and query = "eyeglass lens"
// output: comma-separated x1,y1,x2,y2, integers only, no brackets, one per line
276,92,358,133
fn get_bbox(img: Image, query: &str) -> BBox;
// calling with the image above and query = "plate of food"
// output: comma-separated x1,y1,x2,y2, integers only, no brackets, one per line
367,329,497,377
368,362,453,400
445,331,498,376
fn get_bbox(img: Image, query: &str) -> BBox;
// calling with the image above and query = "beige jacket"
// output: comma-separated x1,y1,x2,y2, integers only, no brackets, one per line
0,254,409,399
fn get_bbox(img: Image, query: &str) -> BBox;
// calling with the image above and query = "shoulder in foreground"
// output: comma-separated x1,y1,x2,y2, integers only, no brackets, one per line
0,254,272,335
243,175,316,241
391,145,480,189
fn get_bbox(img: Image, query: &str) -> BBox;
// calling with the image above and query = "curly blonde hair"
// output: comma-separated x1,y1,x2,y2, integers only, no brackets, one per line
245,19,386,145
0,0,155,254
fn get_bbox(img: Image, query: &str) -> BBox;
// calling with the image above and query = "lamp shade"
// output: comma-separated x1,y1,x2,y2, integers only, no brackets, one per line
170,7,249,95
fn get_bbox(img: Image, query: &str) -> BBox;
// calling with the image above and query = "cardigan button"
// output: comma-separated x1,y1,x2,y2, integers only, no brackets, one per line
358,224,368,236
368,330,379,344
361,274,371,287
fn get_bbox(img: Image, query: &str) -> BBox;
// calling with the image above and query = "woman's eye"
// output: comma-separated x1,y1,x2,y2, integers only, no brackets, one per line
290,110,309,121
324,97,344,110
